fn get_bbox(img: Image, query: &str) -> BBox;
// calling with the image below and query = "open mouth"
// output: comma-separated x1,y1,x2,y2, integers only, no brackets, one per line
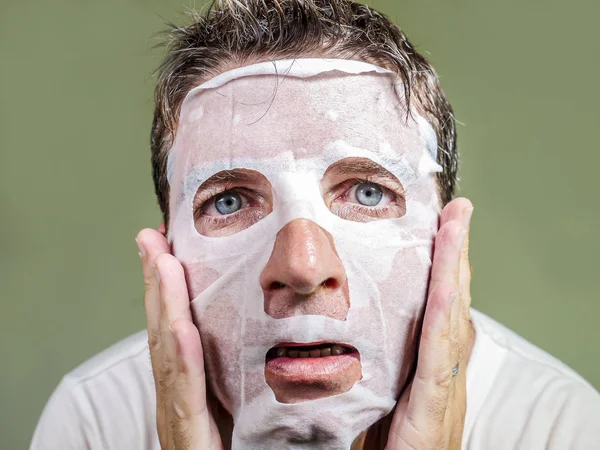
264,342,362,404
266,342,357,359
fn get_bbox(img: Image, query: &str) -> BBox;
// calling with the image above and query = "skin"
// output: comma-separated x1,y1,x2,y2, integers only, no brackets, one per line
136,196,475,450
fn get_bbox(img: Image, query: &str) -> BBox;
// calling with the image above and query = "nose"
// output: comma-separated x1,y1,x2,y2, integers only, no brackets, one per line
260,219,349,320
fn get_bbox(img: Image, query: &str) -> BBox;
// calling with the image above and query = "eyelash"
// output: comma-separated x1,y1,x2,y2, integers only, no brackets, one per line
336,176,404,202
194,187,258,221
331,178,405,218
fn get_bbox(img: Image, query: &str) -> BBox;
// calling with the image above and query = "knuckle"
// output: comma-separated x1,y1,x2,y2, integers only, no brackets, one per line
161,358,176,380
147,332,161,353
152,356,177,398
157,368,174,396
143,274,155,291
434,365,455,390
172,398,189,421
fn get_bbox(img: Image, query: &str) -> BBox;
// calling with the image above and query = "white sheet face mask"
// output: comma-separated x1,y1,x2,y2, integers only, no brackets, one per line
167,59,442,449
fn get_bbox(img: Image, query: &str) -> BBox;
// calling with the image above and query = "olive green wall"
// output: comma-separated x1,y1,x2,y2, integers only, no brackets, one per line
1,0,598,448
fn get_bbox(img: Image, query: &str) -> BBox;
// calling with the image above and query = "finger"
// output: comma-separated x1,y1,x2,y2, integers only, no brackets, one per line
413,284,459,413
136,228,171,341
429,220,465,296
440,197,473,229
442,198,474,305
155,253,192,326
459,214,473,320
440,198,474,336
424,220,465,394
136,229,173,449
153,253,192,383
393,284,459,448
440,202,473,446
170,318,214,450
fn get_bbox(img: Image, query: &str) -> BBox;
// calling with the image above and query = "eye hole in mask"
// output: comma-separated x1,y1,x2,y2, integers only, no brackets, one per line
322,157,407,223
193,169,273,237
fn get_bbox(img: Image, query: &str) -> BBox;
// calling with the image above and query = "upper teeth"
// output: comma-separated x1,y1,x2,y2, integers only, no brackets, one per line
275,344,347,358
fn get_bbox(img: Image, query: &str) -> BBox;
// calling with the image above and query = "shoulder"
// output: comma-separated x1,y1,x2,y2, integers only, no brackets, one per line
30,331,160,450
465,309,600,449
66,329,153,389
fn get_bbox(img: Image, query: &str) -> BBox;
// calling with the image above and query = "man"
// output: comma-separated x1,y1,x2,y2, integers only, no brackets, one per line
31,1,600,449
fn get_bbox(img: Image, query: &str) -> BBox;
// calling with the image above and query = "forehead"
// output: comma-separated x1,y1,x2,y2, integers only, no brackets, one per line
170,72,432,172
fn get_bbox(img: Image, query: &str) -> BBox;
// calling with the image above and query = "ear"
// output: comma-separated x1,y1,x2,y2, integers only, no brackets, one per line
158,223,166,235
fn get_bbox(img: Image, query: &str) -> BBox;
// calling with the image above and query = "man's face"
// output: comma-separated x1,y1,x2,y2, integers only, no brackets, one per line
167,60,441,447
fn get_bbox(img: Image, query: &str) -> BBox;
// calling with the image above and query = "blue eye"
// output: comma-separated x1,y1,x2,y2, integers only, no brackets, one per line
214,192,242,215
355,182,383,206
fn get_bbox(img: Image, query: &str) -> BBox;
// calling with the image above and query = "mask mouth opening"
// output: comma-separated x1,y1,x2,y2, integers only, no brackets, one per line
264,342,363,403
265,342,358,360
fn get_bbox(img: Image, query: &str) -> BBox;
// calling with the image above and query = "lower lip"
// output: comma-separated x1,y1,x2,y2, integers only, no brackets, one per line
265,352,361,385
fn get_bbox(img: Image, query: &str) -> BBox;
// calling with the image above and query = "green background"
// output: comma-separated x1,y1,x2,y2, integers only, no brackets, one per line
1,0,598,448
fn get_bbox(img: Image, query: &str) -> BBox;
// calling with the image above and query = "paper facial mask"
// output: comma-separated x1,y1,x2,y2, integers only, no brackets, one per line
167,59,442,449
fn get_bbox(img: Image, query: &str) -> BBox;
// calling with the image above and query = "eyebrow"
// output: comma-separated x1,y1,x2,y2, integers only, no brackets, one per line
327,159,397,179
197,169,256,192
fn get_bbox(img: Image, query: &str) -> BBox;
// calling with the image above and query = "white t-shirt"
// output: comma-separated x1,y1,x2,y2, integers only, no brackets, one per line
30,310,600,449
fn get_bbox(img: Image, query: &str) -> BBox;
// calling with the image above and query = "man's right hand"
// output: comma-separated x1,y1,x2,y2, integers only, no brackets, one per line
136,228,224,450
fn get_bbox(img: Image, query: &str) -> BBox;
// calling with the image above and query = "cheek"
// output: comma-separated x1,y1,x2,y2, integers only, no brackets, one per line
193,293,243,414
242,318,272,406
412,183,439,211
378,246,430,388
404,185,440,241
182,262,221,299
185,260,245,413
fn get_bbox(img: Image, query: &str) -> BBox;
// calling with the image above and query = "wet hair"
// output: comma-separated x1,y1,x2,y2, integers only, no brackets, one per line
151,0,458,225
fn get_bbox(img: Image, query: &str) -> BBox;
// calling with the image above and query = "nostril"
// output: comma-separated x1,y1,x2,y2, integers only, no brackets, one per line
269,281,286,290
321,278,339,289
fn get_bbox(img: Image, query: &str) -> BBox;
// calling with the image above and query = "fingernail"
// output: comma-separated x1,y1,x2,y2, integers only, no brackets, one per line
462,207,474,228
135,238,145,258
457,229,467,249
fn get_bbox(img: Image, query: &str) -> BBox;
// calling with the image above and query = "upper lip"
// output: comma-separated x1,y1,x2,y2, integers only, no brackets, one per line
273,342,354,348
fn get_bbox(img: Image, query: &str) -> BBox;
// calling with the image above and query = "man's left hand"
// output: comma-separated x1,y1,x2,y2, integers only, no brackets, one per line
385,197,475,449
